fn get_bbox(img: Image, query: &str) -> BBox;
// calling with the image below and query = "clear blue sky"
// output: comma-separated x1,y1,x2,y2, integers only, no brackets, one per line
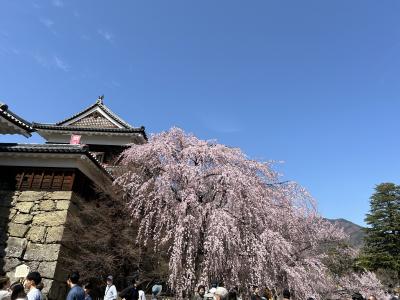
1,1,400,225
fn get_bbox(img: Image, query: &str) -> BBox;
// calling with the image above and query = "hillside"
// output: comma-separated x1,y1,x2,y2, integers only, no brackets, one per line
326,218,365,248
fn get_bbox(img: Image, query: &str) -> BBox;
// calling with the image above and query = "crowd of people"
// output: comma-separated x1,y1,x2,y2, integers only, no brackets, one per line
190,283,400,300
0,272,399,300
0,271,47,300
0,271,149,300
191,283,294,300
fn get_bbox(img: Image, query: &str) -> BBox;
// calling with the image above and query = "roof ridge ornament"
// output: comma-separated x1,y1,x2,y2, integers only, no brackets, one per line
0,103,8,111
96,95,104,105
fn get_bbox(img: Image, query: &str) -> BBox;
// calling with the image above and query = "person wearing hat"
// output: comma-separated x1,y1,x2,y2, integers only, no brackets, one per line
214,287,228,300
104,276,117,300
151,281,162,300
0,276,11,300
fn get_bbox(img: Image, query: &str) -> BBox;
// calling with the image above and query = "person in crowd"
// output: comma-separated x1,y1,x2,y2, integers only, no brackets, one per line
251,286,262,300
104,276,117,300
119,278,139,300
389,288,400,300
0,276,11,300
203,291,214,300
227,289,238,300
66,272,85,300
214,287,228,300
151,281,162,300
262,288,273,300
138,289,145,300
193,285,205,300
10,283,26,300
24,272,43,300
83,283,92,300
270,288,277,300
282,289,291,300
367,296,376,300
209,281,218,295
351,292,364,300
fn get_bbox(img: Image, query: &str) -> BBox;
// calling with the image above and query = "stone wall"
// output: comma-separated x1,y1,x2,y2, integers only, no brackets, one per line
0,190,84,300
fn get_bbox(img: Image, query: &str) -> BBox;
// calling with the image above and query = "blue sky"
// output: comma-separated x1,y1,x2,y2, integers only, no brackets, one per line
1,1,400,225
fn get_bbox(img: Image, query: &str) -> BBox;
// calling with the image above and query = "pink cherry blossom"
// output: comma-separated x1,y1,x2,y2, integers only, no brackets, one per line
115,128,384,299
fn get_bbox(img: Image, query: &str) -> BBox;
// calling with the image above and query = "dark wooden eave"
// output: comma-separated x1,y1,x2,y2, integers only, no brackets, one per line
0,143,113,180
0,103,34,137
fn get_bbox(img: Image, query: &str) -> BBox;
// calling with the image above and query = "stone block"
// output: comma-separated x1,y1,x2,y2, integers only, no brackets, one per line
41,278,53,294
9,209,17,220
39,200,55,211
46,226,64,243
24,243,61,261
5,237,27,258
15,201,34,213
38,261,65,281
27,226,46,243
13,213,33,224
25,260,40,271
5,270,18,285
55,200,70,210
17,191,45,202
8,223,29,237
3,257,22,272
32,211,68,226
50,191,72,200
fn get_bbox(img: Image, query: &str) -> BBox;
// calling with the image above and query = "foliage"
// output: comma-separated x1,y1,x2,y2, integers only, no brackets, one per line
359,183,400,283
334,271,386,299
323,243,360,277
61,188,169,292
114,128,380,299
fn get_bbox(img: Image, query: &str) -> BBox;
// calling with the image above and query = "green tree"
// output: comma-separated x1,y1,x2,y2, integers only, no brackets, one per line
359,183,400,282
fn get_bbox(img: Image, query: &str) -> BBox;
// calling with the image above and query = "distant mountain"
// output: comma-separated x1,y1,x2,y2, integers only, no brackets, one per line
326,218,365,248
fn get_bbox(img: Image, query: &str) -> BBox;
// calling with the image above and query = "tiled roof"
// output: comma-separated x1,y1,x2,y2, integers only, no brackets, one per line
0,143,113,179
32,123,146,134
33,97,148,140
0,103,34,135
0,143,88,153
56,98,134,129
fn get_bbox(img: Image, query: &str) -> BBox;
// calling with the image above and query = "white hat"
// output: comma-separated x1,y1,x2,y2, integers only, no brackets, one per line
214,287,228,298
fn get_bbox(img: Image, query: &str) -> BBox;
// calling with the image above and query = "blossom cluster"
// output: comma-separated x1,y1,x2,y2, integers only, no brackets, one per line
115,128,383,299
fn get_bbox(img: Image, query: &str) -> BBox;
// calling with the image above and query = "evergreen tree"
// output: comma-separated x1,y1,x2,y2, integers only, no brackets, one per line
360,183,400,280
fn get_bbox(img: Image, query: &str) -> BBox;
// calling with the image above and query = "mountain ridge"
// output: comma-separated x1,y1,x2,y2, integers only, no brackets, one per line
326,218,365,248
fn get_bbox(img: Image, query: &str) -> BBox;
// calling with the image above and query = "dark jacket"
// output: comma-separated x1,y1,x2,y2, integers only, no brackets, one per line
66,285,85,300
119,286,139,300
